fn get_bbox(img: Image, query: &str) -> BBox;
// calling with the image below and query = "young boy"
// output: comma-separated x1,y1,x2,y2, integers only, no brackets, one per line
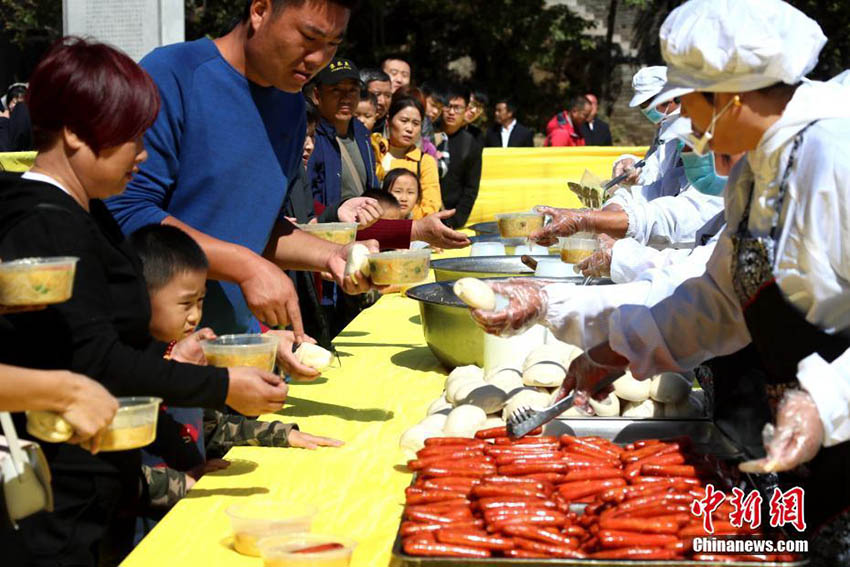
354,92,378,132
130,224,342,526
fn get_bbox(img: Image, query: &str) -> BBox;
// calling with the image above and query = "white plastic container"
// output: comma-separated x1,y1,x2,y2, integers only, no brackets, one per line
227,500,317,557
0,256,78,306
495,213,544,238
558,234,598,264
513,244,549,256
296,223,358,245
469,242,506,257
202,334,280,372
83,397,162,452
367,250,431,285
534,259,575,278
257,533,356,567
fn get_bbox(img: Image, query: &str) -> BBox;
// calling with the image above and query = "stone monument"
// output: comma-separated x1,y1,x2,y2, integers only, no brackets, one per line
63,0,184,62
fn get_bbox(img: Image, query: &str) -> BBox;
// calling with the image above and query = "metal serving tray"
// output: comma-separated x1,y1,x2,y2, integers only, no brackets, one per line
390,419,807,567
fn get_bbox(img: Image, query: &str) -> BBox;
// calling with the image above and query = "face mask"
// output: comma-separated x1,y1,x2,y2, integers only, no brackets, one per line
681,151,728,196
677,95,737,156
641,106,665,124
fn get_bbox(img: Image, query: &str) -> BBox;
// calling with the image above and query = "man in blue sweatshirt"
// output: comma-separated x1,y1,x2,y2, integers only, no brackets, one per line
107,0,370,337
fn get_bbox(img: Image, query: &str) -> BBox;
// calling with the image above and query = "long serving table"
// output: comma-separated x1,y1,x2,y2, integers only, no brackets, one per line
121,291,448,567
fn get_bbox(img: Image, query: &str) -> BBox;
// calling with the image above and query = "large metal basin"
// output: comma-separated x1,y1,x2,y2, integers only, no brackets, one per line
406,277,606,368
431,255,612,284
467,221,497,235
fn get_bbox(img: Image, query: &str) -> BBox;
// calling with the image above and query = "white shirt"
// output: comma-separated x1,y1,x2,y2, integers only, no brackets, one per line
20,171,71,196
500,119,517,148
607,80,850,447
542,236,718,349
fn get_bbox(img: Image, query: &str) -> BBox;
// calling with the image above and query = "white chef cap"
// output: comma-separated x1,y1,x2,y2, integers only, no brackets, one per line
629,66,668,107
650,0,826,106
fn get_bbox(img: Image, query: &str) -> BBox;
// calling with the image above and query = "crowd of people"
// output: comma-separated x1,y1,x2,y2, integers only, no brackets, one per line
0,0,848,565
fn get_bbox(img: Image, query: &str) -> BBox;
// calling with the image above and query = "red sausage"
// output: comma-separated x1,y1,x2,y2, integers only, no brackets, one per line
557,478,626,501
472,485,546,499
480,475,547,488
421,466,491,479
504,549,549,558
598,517,680,534
499,462,568,476
513,537,587,558
597,529,680,548
435,529,514,550
400,520,483,536
291,542,345,554
402,539,491,557
640,464,710,478
405,491,469,505
631,475,702,486
501,525,579,548
490,513,567,531
590,547,681,559
424,437,486,448
474,426,508,439
562,467,624,482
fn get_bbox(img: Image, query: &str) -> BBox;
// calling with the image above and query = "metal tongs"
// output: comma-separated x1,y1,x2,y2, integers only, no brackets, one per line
506,372,624,438
602,158,646,191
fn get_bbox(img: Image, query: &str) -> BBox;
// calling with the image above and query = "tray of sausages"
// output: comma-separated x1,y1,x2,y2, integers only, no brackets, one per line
391,429,806,566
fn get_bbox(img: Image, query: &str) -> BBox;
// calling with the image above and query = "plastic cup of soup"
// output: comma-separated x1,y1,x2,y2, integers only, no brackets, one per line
81,397,162,452
495,213,544,238
0,256,78,306
202,334,279,372
227,501,318,557
367,250,431,285
469,242,506,257
296,223,358,245
558,234,598,264
257,533,356,567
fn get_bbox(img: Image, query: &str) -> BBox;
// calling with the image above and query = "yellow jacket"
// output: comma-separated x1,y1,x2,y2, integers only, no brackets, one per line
372,135,442,219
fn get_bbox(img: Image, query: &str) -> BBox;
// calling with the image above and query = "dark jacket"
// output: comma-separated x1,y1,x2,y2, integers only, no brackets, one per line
0,101,33,152
308,117,378,207
484,121,535,148
0,173,229,564
438,128,483,229
580,118,613,146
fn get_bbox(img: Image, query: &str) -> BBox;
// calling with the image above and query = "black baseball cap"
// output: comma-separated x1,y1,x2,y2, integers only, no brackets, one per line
315,58,361,86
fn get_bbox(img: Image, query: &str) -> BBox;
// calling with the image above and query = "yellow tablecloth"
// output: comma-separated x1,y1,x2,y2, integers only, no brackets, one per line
0,151,36,172
466,145,647,225
121,293,447,567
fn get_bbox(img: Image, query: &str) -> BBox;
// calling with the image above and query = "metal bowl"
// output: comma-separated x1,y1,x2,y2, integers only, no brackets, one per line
431,256,613,284
406,277,607,369
467,221,498,235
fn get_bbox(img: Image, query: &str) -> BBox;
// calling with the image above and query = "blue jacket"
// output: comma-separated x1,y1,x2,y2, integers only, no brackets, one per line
308,116,378,206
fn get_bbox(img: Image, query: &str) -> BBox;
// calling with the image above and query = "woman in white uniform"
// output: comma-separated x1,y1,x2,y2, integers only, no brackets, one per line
472,0,850,561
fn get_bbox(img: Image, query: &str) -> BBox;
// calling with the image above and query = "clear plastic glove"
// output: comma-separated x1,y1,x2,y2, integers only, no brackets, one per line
470,278,549,337
612,157,641,186
576,234,615,277
739,389,824,474
530,206,595,246
555,344,628,412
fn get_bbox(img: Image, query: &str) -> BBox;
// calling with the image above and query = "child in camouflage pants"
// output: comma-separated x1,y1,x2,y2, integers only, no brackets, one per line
128,225,342,530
